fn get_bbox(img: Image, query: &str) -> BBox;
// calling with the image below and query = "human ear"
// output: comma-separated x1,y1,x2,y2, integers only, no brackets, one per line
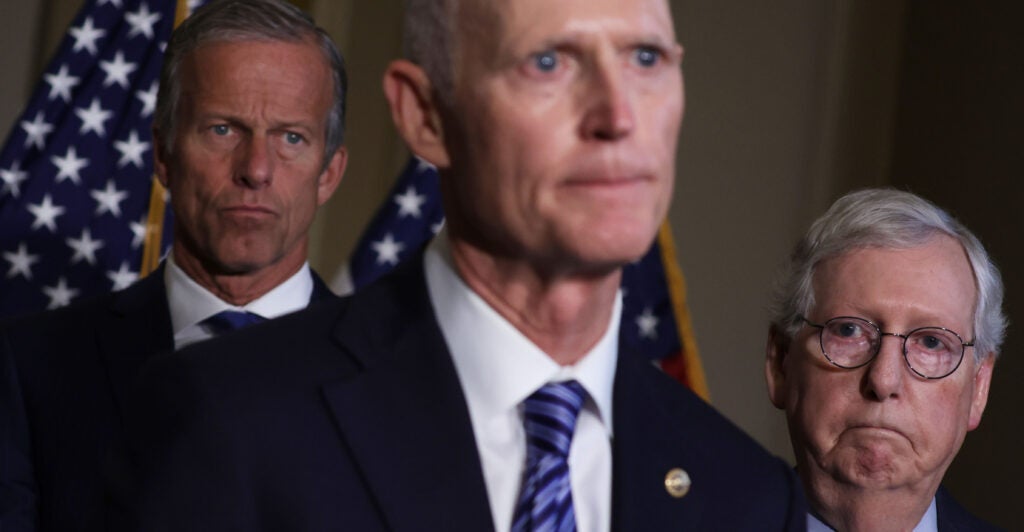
967,354,995,430
382,60,450,168
151,127,170,188
765,325,791,409
316,146,347,206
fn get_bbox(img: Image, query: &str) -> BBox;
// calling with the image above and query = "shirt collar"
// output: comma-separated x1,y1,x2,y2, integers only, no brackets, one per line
424,232,619,435
806,496,937,532
164,252,314,337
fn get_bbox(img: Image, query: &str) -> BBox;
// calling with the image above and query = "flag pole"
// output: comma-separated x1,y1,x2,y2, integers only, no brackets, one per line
656,221,711,401
139,0,190,277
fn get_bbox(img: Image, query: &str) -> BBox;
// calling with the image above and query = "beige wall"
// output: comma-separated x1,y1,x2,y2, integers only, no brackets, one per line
2,1,1018,528
0,2,44,134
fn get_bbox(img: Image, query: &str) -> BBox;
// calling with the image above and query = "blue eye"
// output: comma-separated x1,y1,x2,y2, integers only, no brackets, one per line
634,46,661,68
284,132,303,145
532,51,559,72
211,124,230,135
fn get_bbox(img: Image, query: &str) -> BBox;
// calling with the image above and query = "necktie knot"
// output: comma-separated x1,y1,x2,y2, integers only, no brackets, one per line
522,380,587,458
201,310,266,335
512,380,587,532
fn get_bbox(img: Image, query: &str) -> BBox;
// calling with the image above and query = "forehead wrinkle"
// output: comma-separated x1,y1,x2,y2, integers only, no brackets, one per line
811,246,976,334
187,44,331,128
454,0,678,78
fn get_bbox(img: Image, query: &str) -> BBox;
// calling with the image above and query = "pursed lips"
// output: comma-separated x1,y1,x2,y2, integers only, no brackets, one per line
561,169,655,188
221,204,276,217
845,422,909,440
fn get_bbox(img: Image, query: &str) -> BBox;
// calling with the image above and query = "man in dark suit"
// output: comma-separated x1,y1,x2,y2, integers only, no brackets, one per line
766,189,1004,531
0,1,347,530
114,0,806,530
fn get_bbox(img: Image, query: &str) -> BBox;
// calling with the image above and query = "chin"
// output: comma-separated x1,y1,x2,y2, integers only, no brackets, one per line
557,238,656,275
210,250,277,275
826,445,914,489
589,224,660,260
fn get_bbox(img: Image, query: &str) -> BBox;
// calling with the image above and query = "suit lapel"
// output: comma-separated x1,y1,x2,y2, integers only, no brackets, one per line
320,259,495,532
610,348,706,530
97,266,174,421
309,270,337,304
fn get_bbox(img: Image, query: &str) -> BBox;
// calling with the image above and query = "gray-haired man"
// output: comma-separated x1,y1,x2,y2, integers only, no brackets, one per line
766,188,1004,531
0,1,346,530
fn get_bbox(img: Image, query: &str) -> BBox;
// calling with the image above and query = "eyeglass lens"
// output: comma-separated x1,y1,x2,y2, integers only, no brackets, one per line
819,317,964,378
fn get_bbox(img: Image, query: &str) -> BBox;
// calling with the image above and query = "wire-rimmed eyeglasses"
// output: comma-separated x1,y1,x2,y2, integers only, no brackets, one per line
798,315,974,380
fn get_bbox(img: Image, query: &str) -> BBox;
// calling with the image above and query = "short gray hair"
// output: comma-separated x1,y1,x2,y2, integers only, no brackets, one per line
769,188,1006,360
154,0,347,169
402,0,457,104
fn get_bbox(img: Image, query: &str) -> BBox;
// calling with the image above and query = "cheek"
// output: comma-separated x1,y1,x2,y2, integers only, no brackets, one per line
287,184,321,226
918,380,974,446
171,172,220,217
169,148,227,201
787,365,854,445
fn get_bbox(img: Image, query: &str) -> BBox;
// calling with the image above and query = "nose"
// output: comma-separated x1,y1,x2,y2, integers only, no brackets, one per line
236,136,273,188
580,60,635,141
861,334,905,401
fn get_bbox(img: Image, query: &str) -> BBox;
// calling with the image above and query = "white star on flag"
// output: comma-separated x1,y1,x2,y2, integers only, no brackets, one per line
125,2,162,40
0,0,188,318
66,228,105,265
106,261,138,290
371,233,405,266
75,98,113,137
394,186,427,218
129,217,148,248
135,81,158,118
42,277,80,309
415,157,436,173
99,51,138,89
114,130,150,168
70,17,106,56
91,180,129,217
27,195,66,233
20,111,54,150
1,162,29,198
44,64,80,103
636,307,659,339
51,145,90,185
3,243,40,280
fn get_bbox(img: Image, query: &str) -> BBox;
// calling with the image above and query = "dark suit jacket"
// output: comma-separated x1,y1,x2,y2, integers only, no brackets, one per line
114,258,806,531
0,265,335,532
937,486,1004,532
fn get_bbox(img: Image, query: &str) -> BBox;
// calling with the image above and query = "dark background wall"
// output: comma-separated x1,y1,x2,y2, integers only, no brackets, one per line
890,2,1024,525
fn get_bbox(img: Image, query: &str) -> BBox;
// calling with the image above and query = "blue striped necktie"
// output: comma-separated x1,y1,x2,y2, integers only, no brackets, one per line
200,310,266,335
512,380,587,532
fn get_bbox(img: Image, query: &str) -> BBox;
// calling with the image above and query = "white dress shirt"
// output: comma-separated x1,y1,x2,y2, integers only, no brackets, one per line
424,234,618,532
165,253,315,350
807,497,937,532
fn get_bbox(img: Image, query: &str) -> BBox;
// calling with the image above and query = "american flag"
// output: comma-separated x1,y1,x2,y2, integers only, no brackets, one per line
0,0,203,319
339,157,710,398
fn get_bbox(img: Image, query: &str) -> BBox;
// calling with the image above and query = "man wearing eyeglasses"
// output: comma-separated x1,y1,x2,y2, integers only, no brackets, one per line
765,188,1004,531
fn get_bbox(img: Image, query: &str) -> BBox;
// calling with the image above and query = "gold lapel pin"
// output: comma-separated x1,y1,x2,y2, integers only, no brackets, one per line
664,468,691,498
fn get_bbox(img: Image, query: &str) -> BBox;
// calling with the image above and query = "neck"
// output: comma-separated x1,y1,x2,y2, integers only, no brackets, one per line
805,472,936,532
172,245,305,307
449,239,620,366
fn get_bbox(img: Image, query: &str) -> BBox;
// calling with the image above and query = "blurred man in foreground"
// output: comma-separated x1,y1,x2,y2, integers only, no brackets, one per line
767,188,1004,531
0,1,346,530
115,0,805,529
